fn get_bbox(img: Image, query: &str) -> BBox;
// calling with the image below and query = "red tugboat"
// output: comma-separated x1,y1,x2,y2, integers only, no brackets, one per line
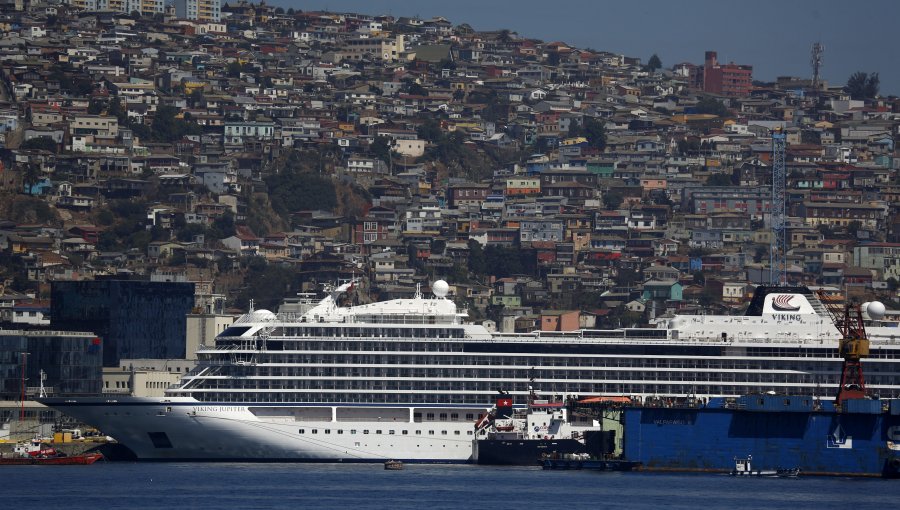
0,439,103,466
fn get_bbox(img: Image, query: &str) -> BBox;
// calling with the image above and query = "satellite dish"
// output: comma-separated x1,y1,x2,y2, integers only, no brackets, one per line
432,280,449,298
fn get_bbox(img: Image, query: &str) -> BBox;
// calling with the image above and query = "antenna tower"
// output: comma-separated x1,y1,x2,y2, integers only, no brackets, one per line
770,130,786,286
811,42,824,90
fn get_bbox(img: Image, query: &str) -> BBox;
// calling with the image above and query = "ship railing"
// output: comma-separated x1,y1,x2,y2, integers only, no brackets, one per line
482,332,846,346
270,313,461,325
201,333,866,348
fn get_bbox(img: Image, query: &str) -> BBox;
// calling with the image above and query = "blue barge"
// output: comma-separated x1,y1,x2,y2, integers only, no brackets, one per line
621,395,900,477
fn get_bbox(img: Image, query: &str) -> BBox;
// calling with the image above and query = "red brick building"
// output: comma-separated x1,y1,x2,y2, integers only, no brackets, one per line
702,51,753,97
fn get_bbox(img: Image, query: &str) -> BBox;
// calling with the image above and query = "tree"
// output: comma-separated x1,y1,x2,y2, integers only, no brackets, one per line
845,71,879,100
698,287,719,307
467,240,487,276
265,170,337,218
150,104,201,142
20,137,58,153
706,173,733,186
692,271,706,286
677,138,701,155
88,99,104,115
888,277,899,292
369,136,397,166
416,117,443,143
188,89,205,108
401,79,428,96
846,220,862,239
497,29,512,43
21,163,42,196
455,23,474,36
694,97,729,117
602,190,624,210
581,117,607,151
647,54,662,72
226,61,244,78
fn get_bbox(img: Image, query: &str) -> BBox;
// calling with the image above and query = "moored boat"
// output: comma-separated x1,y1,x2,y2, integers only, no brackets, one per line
730,455,799,477
0,440,103,466
384,460,403,470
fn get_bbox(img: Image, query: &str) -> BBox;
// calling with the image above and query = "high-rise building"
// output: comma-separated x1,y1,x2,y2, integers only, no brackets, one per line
51,280,195,367
174,0,221,22
0,329,103,400
702,51,753,97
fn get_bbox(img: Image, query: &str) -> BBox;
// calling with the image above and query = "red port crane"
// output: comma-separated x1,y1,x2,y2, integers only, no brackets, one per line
817,291,869,403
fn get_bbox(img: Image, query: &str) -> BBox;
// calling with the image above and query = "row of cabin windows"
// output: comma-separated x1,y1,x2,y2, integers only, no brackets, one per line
297,428,471,436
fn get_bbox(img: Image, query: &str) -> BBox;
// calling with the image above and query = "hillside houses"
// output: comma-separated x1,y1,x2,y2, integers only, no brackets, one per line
0,3,899,332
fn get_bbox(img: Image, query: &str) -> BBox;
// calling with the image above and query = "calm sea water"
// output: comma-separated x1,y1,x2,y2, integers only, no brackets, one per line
5,463,900,509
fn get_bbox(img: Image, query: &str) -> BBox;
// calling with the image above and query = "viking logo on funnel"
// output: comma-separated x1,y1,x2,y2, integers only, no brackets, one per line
772,294,801,312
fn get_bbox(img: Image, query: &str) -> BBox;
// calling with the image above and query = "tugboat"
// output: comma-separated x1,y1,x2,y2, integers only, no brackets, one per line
473,391,611,465
0,439,104,466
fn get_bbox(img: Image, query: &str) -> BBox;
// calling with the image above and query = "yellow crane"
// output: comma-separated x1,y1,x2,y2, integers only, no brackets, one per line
816,291,884,404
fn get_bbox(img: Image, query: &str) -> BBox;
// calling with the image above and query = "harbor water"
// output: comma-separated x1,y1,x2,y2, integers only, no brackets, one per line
5,463,900,509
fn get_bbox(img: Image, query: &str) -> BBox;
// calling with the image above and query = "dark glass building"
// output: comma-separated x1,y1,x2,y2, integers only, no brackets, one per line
0,330,102,399
51,280,195,367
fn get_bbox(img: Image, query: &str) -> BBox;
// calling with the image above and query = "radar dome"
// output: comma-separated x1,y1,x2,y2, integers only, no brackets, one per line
866,301,886,320
432,280,449,298
250,309,277,322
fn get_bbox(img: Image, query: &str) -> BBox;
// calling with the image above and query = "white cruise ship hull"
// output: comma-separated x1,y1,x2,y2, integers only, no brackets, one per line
40,285,900,461
40,397,478,462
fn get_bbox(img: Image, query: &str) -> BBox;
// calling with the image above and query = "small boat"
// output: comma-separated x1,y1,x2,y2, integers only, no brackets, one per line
384,460,403,470
0,439,104,466
730,455,799,477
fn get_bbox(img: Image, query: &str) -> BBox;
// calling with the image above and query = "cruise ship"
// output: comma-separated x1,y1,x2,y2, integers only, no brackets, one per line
40,281,900,462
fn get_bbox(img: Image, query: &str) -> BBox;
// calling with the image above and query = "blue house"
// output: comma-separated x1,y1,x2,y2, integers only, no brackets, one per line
641,279,683,301
24,177,53,196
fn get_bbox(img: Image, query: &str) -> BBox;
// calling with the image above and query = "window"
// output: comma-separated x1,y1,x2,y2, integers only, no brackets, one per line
299,429,305,434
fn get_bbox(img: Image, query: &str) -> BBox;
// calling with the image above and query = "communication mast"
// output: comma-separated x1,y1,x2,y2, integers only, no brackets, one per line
810,42,824,91
770,130,786,286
